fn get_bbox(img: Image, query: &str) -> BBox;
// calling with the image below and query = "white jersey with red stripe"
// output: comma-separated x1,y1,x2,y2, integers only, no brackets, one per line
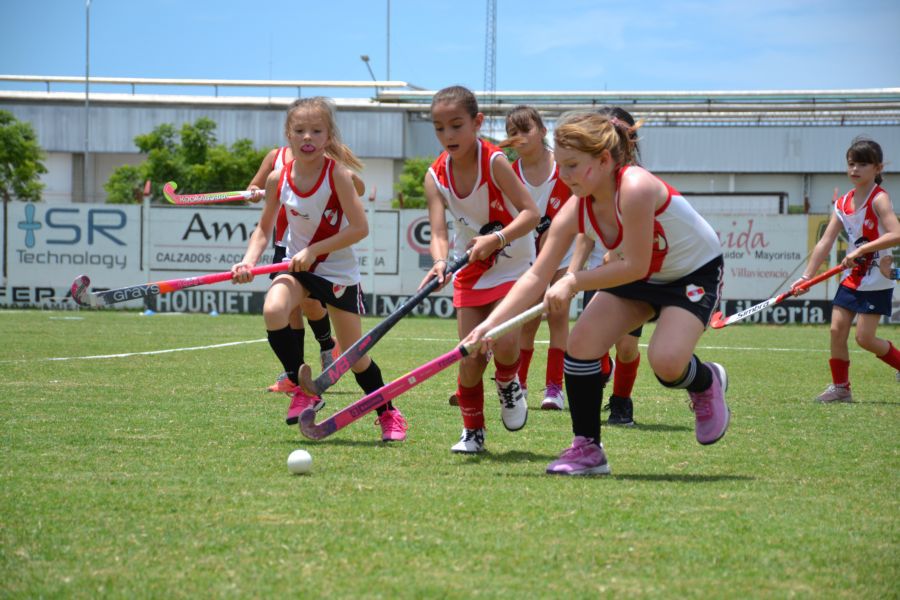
578,166,721,283
428,139,535,292
277,157,360,287
512,158,574,269
835,184,893,291
273,147,290,246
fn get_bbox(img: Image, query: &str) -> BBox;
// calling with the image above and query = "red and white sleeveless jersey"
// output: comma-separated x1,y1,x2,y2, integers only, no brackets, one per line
512,158,574,268
578,166,721,283
428,139,535,292
277,158,360,286
835,185,893,291
273,147,290,246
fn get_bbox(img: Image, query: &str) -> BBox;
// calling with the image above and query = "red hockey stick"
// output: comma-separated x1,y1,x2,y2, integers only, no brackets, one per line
299,303,544,440
163,181,261,206
70,262,289,308
710,264,844,328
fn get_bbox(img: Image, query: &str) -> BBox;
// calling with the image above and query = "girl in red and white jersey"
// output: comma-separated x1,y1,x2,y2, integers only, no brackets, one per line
465,111,729,476
247,147,365,393
501,105,575,411
792,137,900,402
233,98,407,442
421,86,540,453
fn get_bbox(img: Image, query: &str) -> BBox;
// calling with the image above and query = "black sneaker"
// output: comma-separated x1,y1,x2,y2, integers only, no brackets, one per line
604,394,635,427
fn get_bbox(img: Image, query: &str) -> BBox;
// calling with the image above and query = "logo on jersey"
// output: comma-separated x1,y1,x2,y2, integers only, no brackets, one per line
332,284,346,298
324,209,339,227
864,219,875,230
685,284,705,303
289,209,310,220
549,196,562,211
490,199,504,212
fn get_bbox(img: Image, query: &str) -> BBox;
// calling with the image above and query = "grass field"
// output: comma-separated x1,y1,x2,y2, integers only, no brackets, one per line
1,309,898,598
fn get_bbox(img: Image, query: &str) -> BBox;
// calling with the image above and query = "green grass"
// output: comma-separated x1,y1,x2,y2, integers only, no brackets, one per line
1,310,898,598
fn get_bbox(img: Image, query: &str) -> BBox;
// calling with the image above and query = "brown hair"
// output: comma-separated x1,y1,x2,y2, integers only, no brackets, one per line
501,105,547,149
553,111,641,167
846,136,884,185
430,85,479,118
284,97,363,171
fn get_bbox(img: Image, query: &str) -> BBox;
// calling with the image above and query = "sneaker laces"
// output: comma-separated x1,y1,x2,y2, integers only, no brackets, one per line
497,379,522,409
558,436,596,460
688,389,714,419
378,410,408,433
545,382,563,397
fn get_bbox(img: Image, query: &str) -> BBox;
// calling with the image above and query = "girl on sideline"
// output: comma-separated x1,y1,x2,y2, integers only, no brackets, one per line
791,137,900,402
464,111,728,475
422,85,540,453
246,147,365,392
502,105,574,410
232,97,408,442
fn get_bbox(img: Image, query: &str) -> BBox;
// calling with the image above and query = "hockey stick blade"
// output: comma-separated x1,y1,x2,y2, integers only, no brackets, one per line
69,261,290,308
163,181,259,206
710,264,844,329
298,253,470,396
299,303,544,440
70,274,104,308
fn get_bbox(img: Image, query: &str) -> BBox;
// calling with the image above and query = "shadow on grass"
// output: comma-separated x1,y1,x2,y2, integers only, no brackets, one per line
613,472,755,483
608,422,692,433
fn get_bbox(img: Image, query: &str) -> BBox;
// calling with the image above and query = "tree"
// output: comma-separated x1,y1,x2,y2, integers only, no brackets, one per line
105,118,269,204
0,110,47,202
392,156,434,209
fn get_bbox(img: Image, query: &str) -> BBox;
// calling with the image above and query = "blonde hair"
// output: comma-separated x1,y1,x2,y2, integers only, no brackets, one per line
284,97,363,171
553,111,642,167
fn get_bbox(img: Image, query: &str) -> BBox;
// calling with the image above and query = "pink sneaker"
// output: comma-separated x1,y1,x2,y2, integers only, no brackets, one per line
267,372,296,394
285,388,324,426
689,362,730,445
377,409,408,442
546,436,610,475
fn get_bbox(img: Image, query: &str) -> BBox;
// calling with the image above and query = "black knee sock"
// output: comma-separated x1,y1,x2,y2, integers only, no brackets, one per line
564,353,605,442
291,328,305,358
656,354,711,392
307,315,335,351
268,326,302,384
354,360,393,415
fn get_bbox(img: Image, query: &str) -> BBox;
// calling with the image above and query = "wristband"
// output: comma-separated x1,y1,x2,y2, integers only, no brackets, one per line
433,258,448,267
492,230,507,248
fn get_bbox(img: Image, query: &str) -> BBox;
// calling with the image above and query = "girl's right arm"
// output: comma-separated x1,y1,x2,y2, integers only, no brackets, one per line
232,169,281,283
792,214,842,294
463,197,580,350
246,148,279,203
568,233,594,275
418,173,452,289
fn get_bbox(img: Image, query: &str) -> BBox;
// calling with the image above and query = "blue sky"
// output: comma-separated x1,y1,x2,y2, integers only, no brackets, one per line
1,0,898,96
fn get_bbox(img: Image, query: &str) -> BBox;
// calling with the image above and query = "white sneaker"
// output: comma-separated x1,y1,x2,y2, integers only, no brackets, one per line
450,428,485,454
541,382,565,410
815,383,853,403
496,375,528,431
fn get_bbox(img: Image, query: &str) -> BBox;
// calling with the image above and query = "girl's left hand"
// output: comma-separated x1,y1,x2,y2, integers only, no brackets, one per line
840,250,869,269
291,249,315,272
467,234,502,262
461,323,494,355
545,273,577,314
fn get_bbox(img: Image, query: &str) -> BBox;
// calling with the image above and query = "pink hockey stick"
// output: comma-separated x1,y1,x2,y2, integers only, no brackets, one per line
299,303,544,440
163,181,261,206
70,261,290,308
710,264,844,328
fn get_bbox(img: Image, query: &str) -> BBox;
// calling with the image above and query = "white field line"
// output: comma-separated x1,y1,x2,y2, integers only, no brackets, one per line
2,339,267,363
4,335,839,365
